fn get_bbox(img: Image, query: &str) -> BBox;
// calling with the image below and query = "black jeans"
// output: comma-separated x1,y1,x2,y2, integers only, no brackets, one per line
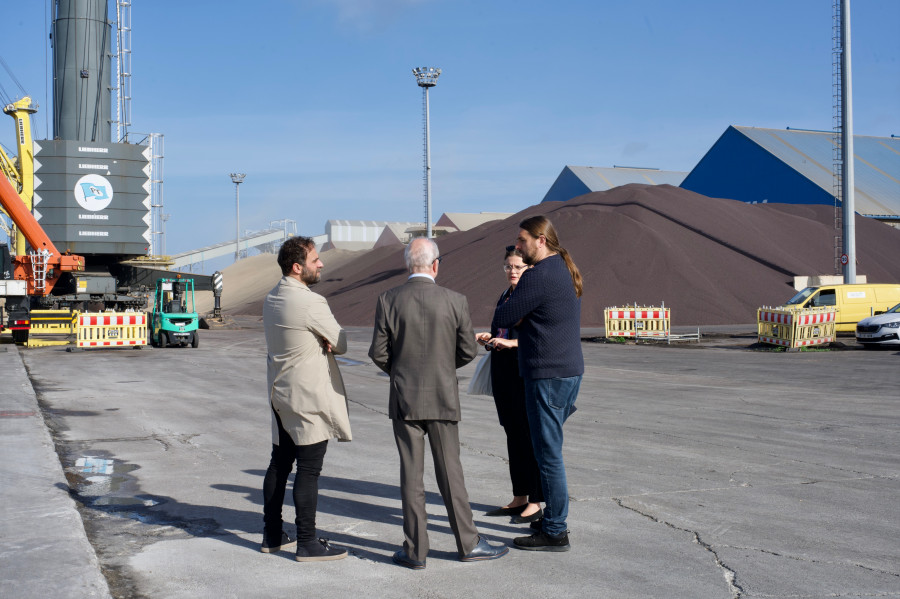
262,412,328,543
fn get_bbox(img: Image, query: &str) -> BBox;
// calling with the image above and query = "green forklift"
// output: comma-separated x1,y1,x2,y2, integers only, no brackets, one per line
150,277,200,348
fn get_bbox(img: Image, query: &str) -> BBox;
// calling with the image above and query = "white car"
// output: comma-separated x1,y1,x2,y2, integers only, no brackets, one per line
855,302,900,348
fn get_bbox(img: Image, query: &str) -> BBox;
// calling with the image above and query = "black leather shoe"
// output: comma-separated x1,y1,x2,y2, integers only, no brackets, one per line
513,530,571,552
459,536,509,562
392,549,426,570
529,518,543,532
484,505,527,517
511,507,543,524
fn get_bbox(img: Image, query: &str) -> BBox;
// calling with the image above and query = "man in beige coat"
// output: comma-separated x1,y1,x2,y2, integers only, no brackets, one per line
261,236,351,562
369,237,509,569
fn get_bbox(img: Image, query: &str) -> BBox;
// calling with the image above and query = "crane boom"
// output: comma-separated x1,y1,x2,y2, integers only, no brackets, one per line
1,97,37,256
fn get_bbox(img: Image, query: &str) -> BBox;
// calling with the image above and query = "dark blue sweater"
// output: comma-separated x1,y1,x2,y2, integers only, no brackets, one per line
491,253,584,379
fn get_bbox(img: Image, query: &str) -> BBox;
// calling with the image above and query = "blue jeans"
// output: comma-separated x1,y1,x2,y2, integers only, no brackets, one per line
523,375,581,537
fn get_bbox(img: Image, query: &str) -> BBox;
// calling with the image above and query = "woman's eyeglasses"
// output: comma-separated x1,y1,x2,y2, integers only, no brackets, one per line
503,265,527,272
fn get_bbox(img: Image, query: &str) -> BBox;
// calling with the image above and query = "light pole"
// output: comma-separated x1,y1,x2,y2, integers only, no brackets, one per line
838,0,856,283
412,67,441,238
230,173,246,261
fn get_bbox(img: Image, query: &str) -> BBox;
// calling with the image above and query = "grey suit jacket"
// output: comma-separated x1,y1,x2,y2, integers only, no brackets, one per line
369,276,479,421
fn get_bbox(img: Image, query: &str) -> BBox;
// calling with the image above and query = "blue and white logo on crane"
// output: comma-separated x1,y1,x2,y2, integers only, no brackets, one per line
74,174,114,211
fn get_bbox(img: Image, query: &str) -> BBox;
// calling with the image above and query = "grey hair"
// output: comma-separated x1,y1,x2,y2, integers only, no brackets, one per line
404,237,440,272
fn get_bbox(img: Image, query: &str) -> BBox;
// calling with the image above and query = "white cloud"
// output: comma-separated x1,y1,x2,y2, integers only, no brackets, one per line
303,0,434,31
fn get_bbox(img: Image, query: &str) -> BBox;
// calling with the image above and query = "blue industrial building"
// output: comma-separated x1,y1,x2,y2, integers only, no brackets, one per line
680,126,900,222
541,166,687,203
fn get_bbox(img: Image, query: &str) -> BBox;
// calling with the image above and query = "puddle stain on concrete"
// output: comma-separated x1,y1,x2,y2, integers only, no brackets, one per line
72,457,161,508
25,364,218,598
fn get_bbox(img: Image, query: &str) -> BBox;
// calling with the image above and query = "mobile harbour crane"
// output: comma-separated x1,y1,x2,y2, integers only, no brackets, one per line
0,97,213,345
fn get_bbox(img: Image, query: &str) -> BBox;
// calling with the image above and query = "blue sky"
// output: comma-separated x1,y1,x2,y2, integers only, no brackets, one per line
2,0,898,260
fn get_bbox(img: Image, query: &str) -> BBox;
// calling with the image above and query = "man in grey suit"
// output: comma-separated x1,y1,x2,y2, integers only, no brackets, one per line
369,237,509,569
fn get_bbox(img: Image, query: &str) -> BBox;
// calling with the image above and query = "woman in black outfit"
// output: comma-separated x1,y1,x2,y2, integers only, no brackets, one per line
476,246,544,523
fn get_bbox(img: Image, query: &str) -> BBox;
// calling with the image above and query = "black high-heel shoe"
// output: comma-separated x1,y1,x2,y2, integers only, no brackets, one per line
511,507,543,524
484,504,527,517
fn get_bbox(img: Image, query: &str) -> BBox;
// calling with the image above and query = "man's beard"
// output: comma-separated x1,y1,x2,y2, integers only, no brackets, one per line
301,266,320,285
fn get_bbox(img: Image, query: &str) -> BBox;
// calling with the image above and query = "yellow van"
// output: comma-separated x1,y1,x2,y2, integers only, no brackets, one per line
783,284,900,333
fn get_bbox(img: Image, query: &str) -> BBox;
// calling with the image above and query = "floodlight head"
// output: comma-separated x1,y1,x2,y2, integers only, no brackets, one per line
413,66,441,88
230,173,246,184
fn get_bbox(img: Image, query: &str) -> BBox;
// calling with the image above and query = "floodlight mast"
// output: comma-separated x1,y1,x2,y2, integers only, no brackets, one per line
230,173,246,261
413,67,441,238
838,0,856,283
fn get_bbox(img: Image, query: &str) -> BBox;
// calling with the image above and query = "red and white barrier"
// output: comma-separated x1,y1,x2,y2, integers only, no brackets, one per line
605,306,671,338
75,312,147,348
757,306,836,349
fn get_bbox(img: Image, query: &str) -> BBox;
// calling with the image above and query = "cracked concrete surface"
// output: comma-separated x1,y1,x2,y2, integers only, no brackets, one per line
613,497,743,598
7,325,900,598
569,341,900,598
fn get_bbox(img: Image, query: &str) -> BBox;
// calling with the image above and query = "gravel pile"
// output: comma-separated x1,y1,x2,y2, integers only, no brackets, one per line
210,184,900,327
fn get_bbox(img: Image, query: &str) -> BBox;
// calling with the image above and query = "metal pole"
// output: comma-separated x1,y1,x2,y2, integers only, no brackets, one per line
161,213,169,256
230,173,246,262
412,67,440,239
114,1,123,142
840,0,856,283
424,85,432,239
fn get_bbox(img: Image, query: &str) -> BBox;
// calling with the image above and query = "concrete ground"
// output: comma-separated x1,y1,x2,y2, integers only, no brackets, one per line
1,322,898,599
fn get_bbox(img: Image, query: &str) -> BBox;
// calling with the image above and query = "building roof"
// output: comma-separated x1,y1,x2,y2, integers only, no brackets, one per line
683,126,900,218
382,222,423,241
436,212,513,231
325,219,398,227
541,166,688,203
402,225,457,238
324,220,421,247
373,226,404,248
319,240,377,252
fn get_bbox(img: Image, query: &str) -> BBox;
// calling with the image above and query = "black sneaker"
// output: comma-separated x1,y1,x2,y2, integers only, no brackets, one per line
513,530,571,552
295,538,348,562
260,530,297,553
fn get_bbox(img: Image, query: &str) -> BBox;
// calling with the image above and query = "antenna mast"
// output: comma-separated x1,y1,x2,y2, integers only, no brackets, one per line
114,0,132,142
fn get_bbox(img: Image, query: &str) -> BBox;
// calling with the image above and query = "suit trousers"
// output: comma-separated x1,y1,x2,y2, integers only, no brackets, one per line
392,418,479,562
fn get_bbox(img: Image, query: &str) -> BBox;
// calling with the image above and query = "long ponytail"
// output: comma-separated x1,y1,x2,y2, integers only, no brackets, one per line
519,215,583,298
557,247,583,298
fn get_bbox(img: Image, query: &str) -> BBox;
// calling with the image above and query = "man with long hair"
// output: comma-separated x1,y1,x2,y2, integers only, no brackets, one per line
492,215,583,552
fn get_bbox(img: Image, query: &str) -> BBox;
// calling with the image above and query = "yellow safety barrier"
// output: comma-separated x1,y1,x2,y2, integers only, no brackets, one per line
757,306,836,349
605,306,671,339
26,309,76,347
75,312,148,349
